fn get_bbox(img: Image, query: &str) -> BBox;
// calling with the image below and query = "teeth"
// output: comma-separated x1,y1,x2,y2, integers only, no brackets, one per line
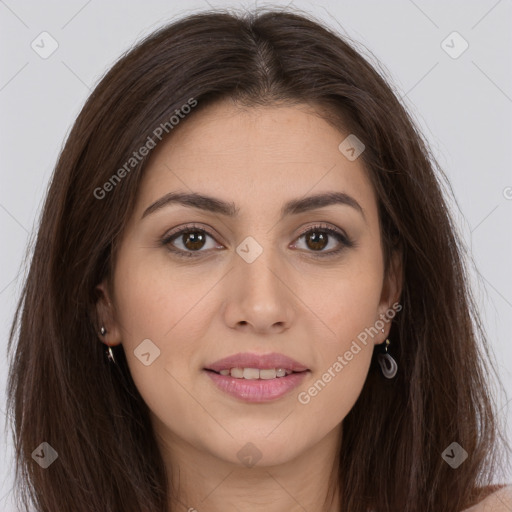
231,368,244,378
217,368,293,379
259,369,277,380
243,368,260,379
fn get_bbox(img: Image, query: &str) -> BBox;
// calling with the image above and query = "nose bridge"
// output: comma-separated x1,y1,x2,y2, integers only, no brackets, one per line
236,233,286,298
224,232,295,332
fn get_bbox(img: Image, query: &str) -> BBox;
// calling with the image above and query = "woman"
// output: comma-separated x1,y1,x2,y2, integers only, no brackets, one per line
7,7,511,512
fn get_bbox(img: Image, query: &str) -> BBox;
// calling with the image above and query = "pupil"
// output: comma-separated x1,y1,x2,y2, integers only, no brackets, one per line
307,232,327,251
184,231,205,250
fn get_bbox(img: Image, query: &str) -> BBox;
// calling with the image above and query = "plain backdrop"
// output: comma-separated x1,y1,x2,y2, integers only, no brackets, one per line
1,0,511,508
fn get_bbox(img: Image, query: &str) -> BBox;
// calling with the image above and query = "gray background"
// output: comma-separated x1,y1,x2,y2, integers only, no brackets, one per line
1,0,511,508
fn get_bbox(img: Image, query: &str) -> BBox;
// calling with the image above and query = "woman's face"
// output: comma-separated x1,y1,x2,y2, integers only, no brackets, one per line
98,99,401,467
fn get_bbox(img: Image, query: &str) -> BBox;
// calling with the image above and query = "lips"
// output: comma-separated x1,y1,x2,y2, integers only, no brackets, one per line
204,352,309,373
203,352,310,402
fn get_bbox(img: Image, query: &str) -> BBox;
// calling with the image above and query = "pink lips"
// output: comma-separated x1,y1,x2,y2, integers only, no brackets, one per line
205,352,309,373
204,352,310,403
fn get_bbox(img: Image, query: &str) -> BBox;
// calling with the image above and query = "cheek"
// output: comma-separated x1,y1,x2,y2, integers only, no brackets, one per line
296,292,378,433
111,250,217,410
303,247,384,348
113,250,213,348
294,345,373,441
292,251,383,426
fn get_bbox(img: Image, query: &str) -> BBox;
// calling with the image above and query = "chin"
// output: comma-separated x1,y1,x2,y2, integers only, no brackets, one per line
193,431,301,468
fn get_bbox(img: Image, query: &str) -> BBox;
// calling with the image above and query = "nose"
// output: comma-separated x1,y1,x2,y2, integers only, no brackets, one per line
222,244,296,335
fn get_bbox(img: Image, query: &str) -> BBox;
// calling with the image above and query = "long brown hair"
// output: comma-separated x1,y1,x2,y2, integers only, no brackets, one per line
7,7,510,511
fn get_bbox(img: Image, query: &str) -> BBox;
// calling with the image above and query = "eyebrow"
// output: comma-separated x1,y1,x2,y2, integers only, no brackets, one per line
141,190,365,221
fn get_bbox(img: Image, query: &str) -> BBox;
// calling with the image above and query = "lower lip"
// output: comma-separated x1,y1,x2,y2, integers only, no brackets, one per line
204,370,309,402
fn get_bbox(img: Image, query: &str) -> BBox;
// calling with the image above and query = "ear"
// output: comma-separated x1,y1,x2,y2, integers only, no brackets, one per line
376,248,403,341
95,281,123,347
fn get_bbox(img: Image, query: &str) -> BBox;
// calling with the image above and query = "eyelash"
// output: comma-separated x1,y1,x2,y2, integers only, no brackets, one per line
160,222,355,259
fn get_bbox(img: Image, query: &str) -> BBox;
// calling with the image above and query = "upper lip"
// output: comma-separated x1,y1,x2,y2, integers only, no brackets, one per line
205,352,309,373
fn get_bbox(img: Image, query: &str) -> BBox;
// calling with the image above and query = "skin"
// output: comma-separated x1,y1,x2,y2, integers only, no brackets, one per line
462,485,512,512
96,98,402,511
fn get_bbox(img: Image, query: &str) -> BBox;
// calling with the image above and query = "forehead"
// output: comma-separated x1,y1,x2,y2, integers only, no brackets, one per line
135,100,377,221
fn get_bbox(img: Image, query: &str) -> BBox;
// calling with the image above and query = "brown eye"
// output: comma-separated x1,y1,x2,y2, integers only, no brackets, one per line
161,224,221,258
178,230,207,251
293,224,355,257
161,222,355,259
304,231,329,251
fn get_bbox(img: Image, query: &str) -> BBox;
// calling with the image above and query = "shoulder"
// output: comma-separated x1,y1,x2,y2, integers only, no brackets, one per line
461,484,512,511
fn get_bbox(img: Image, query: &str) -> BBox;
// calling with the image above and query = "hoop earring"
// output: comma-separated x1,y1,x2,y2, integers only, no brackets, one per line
377,338,398,379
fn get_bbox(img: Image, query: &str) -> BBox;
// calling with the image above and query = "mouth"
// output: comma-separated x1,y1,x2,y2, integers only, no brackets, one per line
204,367,304,379
203,352,310,402
205,351,309,374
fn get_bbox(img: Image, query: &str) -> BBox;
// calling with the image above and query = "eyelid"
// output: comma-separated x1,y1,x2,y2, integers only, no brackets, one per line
162,222,222,243
294,222,348,240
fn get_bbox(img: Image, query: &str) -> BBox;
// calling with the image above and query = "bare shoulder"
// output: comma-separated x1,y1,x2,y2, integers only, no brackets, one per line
461,484,512,512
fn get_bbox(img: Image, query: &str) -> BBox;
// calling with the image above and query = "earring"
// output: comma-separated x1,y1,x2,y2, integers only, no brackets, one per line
377,338,398,379
99,326,116,364
106,346,117,364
